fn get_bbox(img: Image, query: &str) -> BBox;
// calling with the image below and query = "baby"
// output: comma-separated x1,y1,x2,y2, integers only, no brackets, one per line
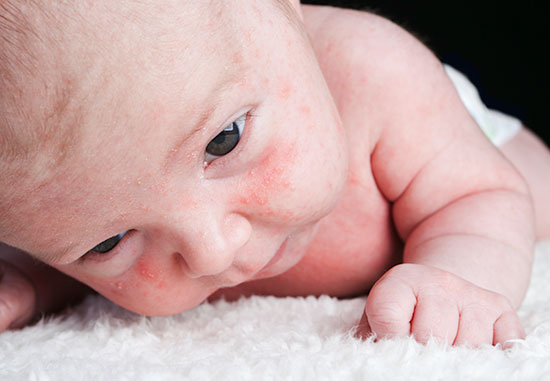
1,0,549,347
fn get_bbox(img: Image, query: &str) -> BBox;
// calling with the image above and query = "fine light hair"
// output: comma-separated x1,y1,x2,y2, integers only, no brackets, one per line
0,0,83,180
1,0,40,163
0,0,301,165
0,0,302,239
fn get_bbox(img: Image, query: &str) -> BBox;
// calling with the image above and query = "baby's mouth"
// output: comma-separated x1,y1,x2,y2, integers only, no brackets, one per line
253,237,290,279
206,237,289,288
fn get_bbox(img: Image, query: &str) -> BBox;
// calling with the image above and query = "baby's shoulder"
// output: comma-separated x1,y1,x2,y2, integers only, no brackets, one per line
302,5,435,79
302,5,446,147
302,6,430,85
302,5,411,50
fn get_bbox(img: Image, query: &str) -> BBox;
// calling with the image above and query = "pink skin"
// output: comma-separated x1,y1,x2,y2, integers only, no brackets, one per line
1,1,348,316
1,2,545,347
235,143,297,214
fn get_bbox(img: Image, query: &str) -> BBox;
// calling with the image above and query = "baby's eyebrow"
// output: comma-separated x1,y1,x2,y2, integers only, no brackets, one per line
36,240,79,265
161,104,215,175
161,73,241,175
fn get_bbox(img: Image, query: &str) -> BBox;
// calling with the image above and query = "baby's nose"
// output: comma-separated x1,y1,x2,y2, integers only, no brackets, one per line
176,213,252,278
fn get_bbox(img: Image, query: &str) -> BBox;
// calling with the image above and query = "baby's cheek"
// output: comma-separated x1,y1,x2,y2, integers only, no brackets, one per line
135,256,167,289
97,277,173,316
79,257,167,309
233,143,302,221
68,258,207,316
117,257,168,295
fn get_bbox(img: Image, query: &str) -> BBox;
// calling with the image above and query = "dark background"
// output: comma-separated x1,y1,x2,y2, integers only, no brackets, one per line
302,1,549,145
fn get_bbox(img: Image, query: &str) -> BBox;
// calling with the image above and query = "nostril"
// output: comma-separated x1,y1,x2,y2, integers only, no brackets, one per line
173,252,197,279
171,214,251,279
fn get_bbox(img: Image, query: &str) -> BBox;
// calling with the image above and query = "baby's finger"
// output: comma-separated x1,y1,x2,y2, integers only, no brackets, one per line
493,310,525,348
453,306,494,347
366,279,416,338
355,310,373,340
0,262,36,331
410,295,459,345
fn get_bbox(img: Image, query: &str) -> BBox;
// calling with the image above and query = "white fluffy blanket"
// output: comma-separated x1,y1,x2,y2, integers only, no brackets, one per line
1,241,550,380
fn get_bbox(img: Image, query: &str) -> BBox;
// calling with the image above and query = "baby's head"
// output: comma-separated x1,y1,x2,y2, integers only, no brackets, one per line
0,0,348,314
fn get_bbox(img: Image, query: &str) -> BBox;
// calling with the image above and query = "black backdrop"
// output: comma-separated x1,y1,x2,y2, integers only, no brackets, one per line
302,1,549,145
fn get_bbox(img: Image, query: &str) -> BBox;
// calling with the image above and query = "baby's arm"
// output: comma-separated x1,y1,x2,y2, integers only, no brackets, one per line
342,13,533,345
0,243,91,332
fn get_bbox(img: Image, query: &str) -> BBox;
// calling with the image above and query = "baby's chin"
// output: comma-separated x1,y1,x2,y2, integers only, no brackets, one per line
99,286,214,317
122,299,204,317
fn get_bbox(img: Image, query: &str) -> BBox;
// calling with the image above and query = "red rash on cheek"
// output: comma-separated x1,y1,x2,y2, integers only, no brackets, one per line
137,257,159,280
134,256,167,290
105,280,128,298
101,257,168,308
235,143,296,218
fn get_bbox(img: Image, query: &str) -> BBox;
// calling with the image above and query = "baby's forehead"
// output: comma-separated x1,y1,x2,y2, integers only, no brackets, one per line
3,2,250,150
3,2,279,181
1,0,304,260
2,0,298,174
1,2,246,221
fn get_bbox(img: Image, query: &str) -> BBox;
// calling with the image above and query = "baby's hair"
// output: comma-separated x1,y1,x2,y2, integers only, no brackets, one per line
0,0,302,165
0,0,92,240
0,0,303,238
0,0,38,162
0,0,74,169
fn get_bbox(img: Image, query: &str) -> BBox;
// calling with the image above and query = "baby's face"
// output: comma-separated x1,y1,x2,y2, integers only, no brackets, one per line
3,1,348,315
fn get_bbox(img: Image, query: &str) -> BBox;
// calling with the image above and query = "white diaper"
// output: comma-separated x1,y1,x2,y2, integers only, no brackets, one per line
444,64,522,146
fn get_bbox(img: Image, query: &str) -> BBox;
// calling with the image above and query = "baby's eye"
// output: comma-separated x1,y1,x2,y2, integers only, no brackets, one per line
91,231,127,254
205,114,246,160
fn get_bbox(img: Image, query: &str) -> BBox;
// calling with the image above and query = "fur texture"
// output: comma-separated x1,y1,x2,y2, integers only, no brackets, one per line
1,241,549,380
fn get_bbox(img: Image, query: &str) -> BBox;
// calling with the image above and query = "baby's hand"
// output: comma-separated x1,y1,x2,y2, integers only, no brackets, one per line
0,259,36,332
357,264,524,347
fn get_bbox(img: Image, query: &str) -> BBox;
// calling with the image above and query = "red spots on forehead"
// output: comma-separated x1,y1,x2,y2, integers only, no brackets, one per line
237,76,249,89
146,100,167,123
278,82,294,100
252,4,264,20
253,49,261,60
299,105,311,115
232,52,243,65
245,31,253,45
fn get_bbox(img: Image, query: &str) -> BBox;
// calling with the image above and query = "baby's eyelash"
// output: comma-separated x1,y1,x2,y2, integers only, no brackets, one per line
204,111,256,163
79,230,132,264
